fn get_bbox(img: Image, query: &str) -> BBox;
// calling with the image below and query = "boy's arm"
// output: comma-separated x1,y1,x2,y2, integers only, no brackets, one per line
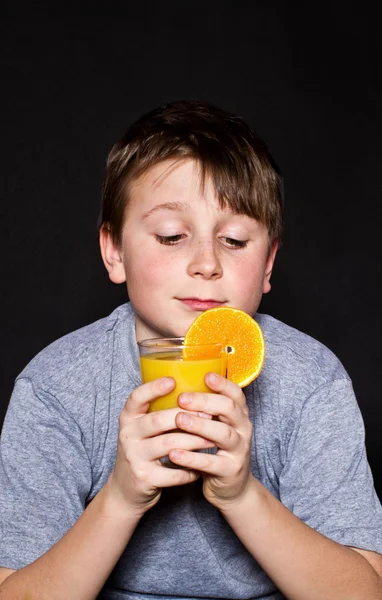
351,547,382,576
220,476,382,600
171,374,382,600
3,483,380,600
0,480,141,599
0,569,15,585
0,377,201,600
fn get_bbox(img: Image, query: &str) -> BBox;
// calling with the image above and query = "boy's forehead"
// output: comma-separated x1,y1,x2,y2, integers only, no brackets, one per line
124,157,270,235
130,158,203,193
127,158,227,215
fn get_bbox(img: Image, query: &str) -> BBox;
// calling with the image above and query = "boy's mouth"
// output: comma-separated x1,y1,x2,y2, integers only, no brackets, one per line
177,298,226,311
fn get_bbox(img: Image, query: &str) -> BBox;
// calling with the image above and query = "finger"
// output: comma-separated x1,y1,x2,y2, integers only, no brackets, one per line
122,378,176,418
204,372,247,410
144,431,215,462
168,448,231,475
177,396,212,420
175,411,241,451
178,392,245,427
130,407,179,439
131,404,213,438
147,463,201,488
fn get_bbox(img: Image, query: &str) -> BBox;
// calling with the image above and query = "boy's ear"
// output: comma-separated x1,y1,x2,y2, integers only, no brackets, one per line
99,226,126,284
262,241,279,294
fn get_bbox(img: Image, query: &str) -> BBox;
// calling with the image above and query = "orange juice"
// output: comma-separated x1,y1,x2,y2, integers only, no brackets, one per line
140,351,226,412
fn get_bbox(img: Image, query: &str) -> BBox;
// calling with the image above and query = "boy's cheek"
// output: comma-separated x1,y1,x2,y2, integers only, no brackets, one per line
230,278,264,316
126,254,173,287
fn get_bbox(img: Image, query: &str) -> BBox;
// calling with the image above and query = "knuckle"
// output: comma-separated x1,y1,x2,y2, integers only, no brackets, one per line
118,426,130,446
170,468,186,484
239,390,246,402
118,410,127,427
227,397,236,414
181,451,196,467
242,404,250,417
206,454,214,468
150,411,164,430
129,388,140,404
222,425,234,444
131,464,148,483
201,454,214,471
162,433,176,450
203,437,214,447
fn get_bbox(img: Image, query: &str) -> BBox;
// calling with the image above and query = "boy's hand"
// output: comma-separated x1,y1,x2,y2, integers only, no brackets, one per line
169,373,254,510
106,377,212,517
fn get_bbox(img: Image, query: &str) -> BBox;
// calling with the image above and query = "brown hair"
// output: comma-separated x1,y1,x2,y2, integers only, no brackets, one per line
100,100,284,247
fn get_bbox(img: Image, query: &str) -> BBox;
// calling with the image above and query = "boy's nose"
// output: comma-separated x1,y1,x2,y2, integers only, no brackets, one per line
187,241,223,280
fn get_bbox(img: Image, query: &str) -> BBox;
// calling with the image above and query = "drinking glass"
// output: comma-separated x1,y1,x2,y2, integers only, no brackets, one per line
138,337,226,467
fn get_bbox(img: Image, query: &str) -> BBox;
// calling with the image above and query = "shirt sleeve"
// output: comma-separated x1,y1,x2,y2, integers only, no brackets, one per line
0,377,93,569
278,377,382,554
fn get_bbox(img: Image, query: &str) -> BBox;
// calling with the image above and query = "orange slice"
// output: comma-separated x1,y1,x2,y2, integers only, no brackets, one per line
183,307,265,387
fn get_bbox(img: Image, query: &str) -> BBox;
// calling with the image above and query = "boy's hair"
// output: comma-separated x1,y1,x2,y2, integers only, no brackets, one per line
100,100,284,247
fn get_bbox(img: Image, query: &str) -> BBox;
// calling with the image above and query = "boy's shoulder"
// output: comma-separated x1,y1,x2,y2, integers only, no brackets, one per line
256,312,350,386
17,303,135,391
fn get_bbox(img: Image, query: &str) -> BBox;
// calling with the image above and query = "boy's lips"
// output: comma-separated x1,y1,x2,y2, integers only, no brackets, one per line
177,298,226,311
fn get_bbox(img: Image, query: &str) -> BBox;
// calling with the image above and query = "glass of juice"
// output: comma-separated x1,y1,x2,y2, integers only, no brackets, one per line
138,337,226,467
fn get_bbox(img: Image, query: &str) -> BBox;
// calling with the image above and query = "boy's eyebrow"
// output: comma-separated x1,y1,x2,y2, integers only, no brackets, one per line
142,201,190,219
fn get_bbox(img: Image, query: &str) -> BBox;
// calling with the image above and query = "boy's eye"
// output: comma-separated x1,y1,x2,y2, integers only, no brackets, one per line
155,234,185,245
223,237,248,248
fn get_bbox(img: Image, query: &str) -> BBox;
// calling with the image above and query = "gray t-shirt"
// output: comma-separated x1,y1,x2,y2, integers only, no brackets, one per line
1,302,381,600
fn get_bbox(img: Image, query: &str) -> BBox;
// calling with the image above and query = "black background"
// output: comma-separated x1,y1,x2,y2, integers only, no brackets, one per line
1,8,381,498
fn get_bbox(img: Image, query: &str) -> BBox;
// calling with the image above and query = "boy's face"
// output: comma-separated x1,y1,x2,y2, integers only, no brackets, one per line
100,159,277,341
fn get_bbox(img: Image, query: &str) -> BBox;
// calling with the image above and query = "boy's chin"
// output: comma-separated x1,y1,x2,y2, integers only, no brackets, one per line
135,318,186,341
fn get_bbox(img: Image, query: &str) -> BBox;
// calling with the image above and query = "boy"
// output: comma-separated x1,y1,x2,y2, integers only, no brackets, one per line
0,100,382,600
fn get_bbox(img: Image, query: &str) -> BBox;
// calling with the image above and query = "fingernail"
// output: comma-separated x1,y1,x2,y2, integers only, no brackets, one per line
160,377,173,391
171,450,183,460
179,393,191,405
198,411,212,419
179,413,192,426
207,372,218,384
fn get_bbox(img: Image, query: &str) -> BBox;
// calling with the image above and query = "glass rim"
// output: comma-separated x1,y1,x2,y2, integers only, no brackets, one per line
138,336,223,349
